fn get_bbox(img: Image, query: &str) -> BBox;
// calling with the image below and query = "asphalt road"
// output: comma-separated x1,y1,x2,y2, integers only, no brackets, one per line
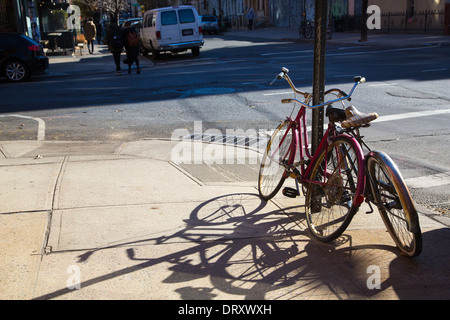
1,33,449,215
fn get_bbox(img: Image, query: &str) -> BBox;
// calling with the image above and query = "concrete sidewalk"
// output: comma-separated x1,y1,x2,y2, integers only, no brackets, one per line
0,139,449,300
1,29,450,301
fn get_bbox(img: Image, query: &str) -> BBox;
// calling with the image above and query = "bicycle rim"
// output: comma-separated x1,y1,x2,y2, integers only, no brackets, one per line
305,136,362,242
258,121,293,200
367,154,422,257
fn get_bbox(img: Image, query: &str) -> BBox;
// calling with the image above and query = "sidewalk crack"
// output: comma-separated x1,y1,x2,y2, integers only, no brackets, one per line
32,155,68,298
44,155,68,251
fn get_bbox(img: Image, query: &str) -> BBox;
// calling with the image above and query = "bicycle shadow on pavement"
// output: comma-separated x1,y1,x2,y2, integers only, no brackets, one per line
34,193,310,299
305,226,450,299
33,193,450,300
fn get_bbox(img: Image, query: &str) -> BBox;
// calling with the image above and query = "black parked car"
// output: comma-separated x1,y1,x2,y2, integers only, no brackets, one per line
0,33,49,82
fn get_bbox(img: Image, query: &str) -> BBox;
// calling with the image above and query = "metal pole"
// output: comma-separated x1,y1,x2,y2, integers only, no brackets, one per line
311,0,328,154
360,0,368,42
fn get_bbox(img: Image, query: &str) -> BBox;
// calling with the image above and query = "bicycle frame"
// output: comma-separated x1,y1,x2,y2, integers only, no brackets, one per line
279,104,366,207
272,70,366,206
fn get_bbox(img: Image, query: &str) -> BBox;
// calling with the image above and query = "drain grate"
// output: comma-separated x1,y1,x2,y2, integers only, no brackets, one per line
175,133,267,184
185,133,268,149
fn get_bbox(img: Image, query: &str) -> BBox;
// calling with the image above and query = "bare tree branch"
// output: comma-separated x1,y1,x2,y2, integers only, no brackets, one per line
83,0,130,20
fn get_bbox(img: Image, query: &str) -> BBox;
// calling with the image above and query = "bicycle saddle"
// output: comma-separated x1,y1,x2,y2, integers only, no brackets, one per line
341,106,378,128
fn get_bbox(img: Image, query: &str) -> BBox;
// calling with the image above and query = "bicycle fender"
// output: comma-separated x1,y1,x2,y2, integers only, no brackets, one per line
365,151,420,233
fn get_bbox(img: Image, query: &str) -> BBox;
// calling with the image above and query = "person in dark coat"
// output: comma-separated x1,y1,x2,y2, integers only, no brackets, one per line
95,19,103,44
121,21,140,74
105,17,123,75
83,17,96,54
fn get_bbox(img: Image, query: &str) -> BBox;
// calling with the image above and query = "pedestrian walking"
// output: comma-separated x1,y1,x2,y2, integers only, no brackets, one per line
95,19,103,45
83,17,97,54
122,21,140,74
246,8,255,30
105,17,123,75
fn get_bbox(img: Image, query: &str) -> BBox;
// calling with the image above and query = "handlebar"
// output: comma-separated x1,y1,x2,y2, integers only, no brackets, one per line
271,67,365,109
270,67,311,99
269,67,289,85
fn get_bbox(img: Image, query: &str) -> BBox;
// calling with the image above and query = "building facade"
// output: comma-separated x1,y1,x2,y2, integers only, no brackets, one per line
1,0,41,37
368,0,447,33
193,0,269,29
0,0,76,42
202,0,448,33
2,0,449,39
193,0,359,29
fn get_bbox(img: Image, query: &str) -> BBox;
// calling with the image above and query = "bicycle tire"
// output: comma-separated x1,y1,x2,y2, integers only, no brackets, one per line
305,135,364,242
258,120,294,200
366,151,422,257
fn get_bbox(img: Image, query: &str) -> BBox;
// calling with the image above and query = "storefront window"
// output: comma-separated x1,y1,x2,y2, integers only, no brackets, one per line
37,1,78,52
38,1,69,32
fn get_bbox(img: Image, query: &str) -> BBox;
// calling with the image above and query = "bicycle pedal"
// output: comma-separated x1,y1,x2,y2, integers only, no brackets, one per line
282,187,299,198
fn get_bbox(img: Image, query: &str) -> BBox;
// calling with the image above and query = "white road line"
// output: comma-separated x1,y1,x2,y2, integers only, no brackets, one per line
260,50,313,56
0,114,45,141
368,82,398,87
405,172,450,189
263,91,293,96
332,74,356,78
338,46,366,50
326,44,441,57
422,68,448,73
260,44,440,58
374,109,450,123
223,59,246,63
162,58,214,64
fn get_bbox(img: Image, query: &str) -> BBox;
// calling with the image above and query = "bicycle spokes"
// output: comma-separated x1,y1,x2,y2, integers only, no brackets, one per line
305,137,362,242
258,122,294,200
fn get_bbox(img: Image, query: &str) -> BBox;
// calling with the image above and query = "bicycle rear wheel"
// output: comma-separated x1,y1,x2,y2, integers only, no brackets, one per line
366,152,422,257
258,120,294,200
305,136,364,242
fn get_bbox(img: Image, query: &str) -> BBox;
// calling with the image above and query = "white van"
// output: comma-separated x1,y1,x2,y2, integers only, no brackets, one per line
141,5,204,59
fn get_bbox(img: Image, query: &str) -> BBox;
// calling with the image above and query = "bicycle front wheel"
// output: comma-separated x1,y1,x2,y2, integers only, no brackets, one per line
305,136,364,242
366,152,422,257
258,120,294,200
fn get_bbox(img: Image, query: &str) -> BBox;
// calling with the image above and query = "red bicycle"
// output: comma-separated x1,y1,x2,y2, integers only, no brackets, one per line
258,67,422,257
